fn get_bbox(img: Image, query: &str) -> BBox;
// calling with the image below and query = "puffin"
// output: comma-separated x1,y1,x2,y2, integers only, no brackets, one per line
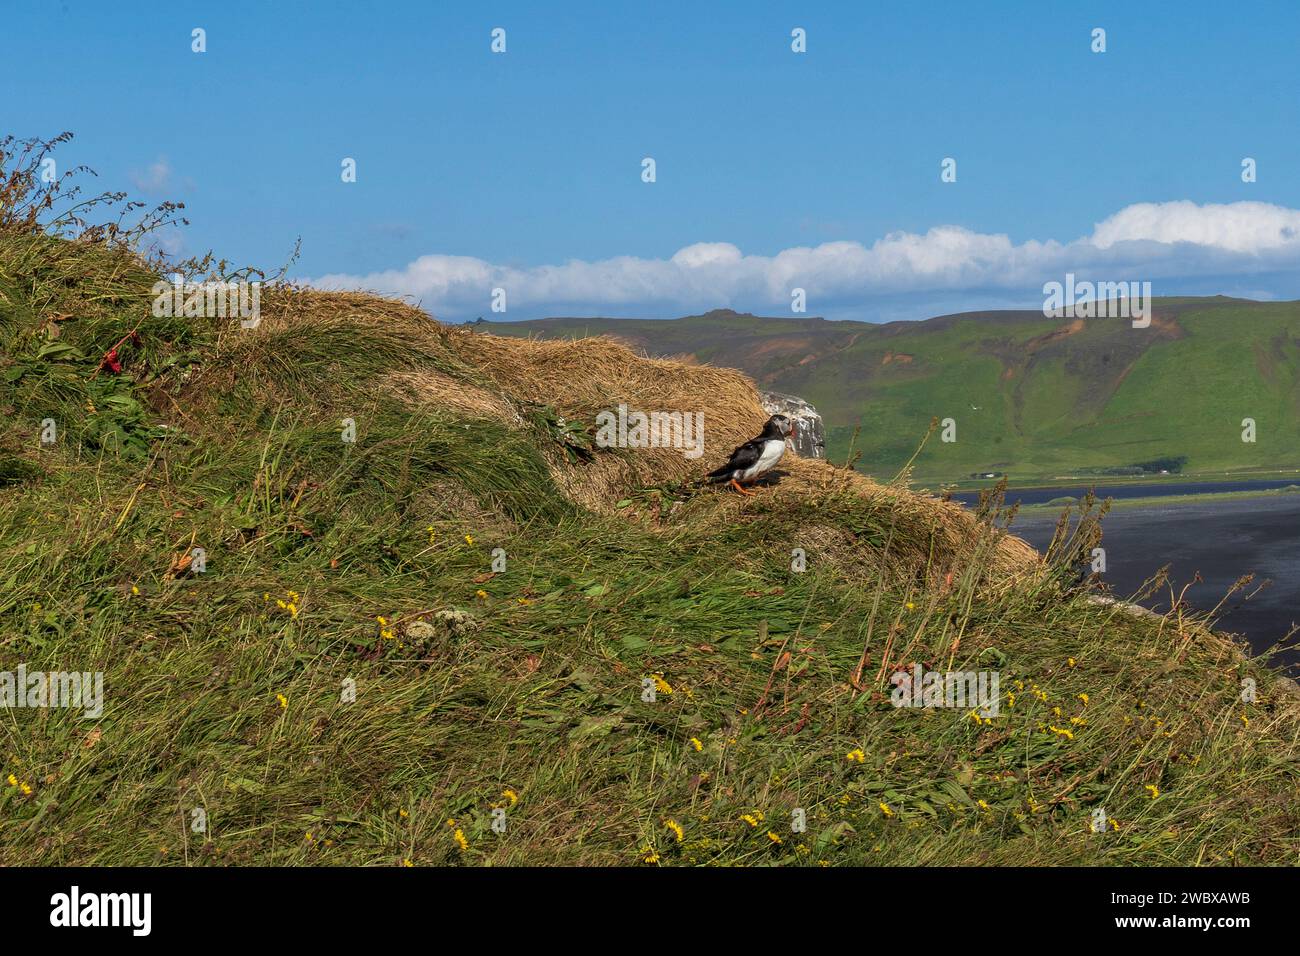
705,414,796,496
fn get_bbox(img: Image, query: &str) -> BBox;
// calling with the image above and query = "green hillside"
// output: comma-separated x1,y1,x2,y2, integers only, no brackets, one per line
486,300,1300,483
4,139,1300,867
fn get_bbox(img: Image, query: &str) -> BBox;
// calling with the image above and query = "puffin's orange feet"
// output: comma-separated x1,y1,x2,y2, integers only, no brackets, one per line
729,478,756,497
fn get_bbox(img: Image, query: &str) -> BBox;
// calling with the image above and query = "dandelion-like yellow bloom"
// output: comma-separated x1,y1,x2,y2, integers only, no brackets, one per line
1145,784,1159,799
464,534,474,545
453,829,469,851
879,801,895,817
131,585,140,595
5,774,15,787
502,788,518,807
1067,657,1076,667
664,819,684,843
689,737,703,752
1077,693,1089,705
399,808,409,818
642,847,660,864
977,799,991,812
740,813,759,828
845,748,866,763
276,693,288,709
19,782,31,795
766,831,783,844
402,858,413,867
1048,725,1074,740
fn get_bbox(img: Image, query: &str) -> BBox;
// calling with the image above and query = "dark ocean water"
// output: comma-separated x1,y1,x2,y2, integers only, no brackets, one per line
1008,494,1300,675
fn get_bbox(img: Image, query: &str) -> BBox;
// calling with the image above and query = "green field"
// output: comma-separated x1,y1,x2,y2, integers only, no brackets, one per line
487,300,1300,483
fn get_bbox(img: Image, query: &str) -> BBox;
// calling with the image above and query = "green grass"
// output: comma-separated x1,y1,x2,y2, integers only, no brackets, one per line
3,226,1300,866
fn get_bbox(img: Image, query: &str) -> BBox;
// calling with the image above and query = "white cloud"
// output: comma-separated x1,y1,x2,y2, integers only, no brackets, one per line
130,156,193,196
307,200,1300,321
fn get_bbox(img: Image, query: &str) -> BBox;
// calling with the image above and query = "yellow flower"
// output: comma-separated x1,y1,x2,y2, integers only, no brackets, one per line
845,748,865,763
402,858,413,867
664,819,684,843
131,585,140,595
1048,725,1074,740
977,799,991,812
276,693,288,709
19,782,32,795
1145,785,1160,799
905,601,916,611
464,534,474,545
1077,693,1089,706
475,589,488,600
5,774,15,787
879,801,895,817
377,615,388,626
766,831,783,845
642,847,660,864
1067,657,1076,667
740,813,759,828
426,526,436,543
305,832,314,842
453,828,469,851
689,737,703,752
502,788,519,807
399,808,409,818
652,674,673,695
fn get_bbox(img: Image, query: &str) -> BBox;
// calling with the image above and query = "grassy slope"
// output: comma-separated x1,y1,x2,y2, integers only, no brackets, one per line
3,235,1300,866
488,299,1300,482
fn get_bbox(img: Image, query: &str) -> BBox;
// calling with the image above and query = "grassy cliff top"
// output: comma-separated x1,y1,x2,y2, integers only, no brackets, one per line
1,148,1298,865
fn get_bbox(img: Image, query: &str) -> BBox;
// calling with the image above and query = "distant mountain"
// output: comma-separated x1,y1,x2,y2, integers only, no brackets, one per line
482,298,1300,483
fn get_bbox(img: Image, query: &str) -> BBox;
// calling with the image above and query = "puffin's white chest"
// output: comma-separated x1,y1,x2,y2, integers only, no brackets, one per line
738,439,787,480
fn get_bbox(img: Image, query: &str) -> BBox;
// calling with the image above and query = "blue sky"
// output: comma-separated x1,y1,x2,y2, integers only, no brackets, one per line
8,0,1300,321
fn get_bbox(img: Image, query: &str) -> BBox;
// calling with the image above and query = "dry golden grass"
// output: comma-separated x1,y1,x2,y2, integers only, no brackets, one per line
241,289,1037,579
